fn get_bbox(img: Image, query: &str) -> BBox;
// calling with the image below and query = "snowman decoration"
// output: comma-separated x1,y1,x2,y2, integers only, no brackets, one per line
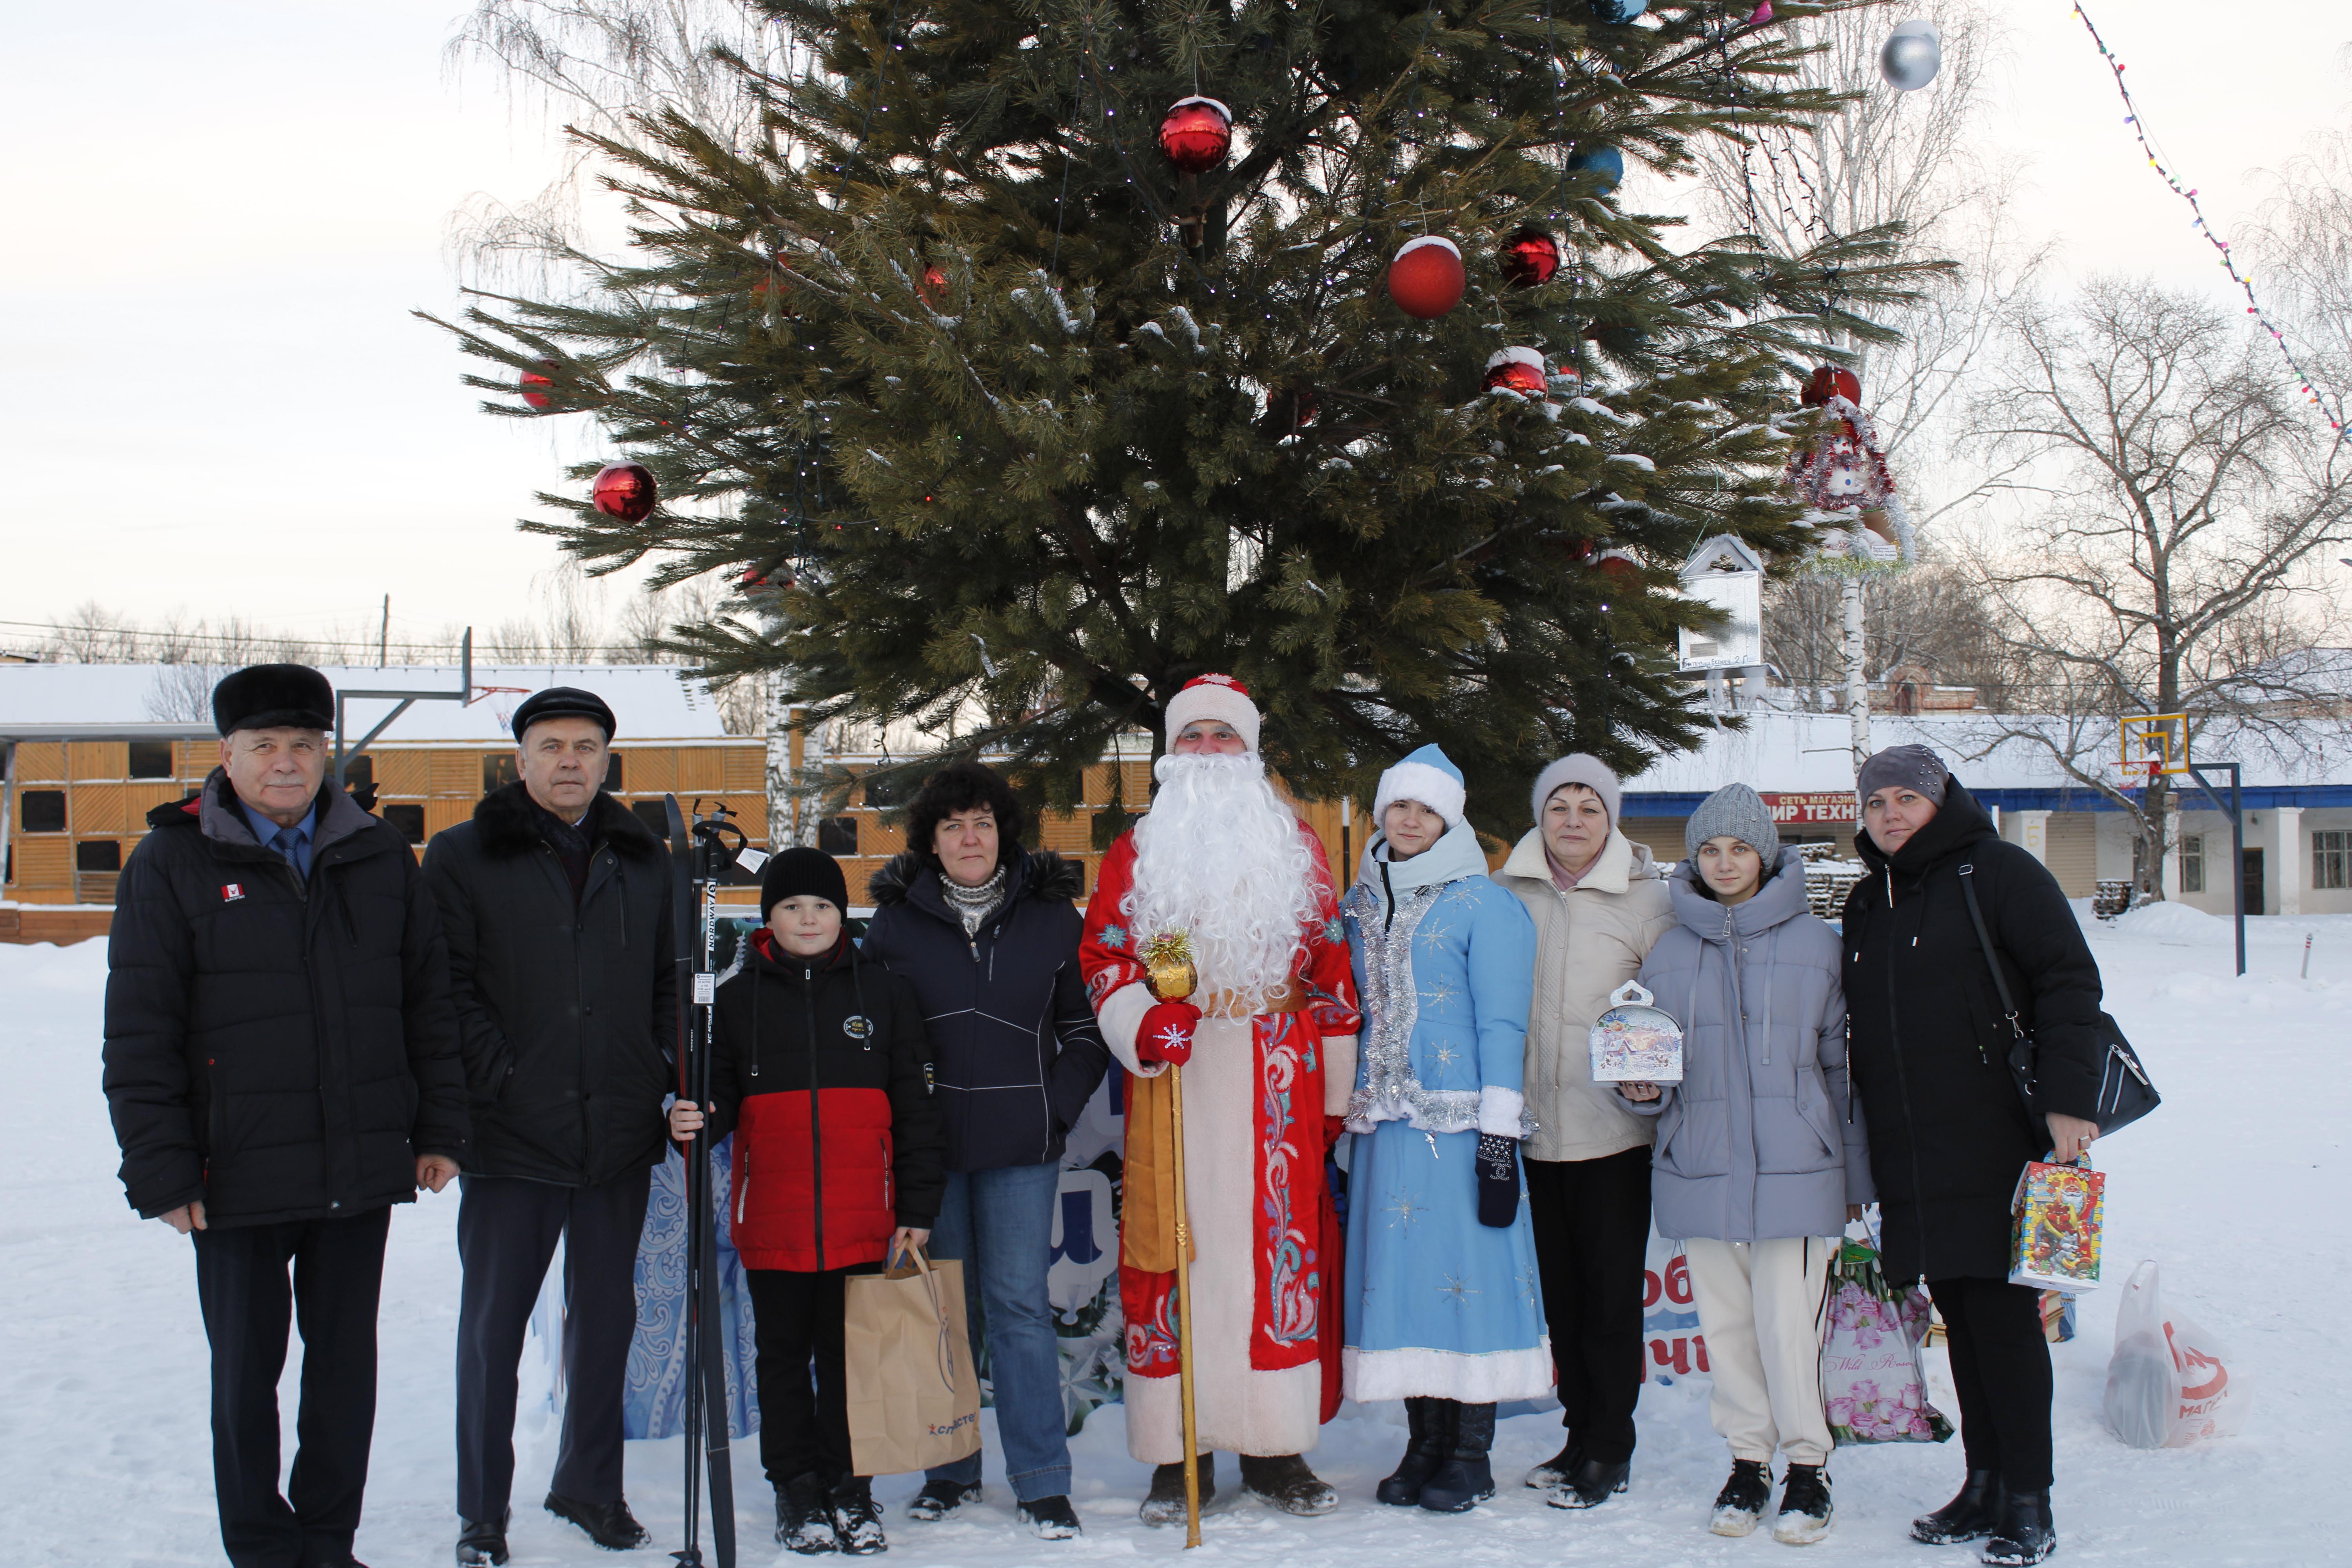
1780,379,1917,565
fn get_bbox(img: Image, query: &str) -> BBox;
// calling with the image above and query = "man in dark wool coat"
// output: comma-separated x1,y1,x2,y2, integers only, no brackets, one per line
423,686,677,1566
103,663,470,1568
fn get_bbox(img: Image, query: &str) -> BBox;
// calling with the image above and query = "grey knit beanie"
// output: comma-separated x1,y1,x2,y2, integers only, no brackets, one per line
1685,782,1780,866
1530,753,1621,828
1855,743,1949,808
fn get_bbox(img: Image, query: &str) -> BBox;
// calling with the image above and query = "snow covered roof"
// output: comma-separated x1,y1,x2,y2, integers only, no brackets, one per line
0,663,735,742
1622,710,2352,800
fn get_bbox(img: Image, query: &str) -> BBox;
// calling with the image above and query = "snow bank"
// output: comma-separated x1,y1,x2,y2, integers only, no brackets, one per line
5,916,2348,1565
2109,901,2226,941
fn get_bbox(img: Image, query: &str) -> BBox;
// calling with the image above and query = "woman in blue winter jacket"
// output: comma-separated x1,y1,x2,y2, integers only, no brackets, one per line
1340,746,1549,1514
1618,784,1873,1545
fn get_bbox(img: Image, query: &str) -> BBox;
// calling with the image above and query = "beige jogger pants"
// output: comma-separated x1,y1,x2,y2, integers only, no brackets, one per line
1683,1236,1835,1467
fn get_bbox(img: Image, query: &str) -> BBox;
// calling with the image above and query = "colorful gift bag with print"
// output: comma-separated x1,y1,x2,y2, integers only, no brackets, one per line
2009,1155,2105,1293
1821,1239,1954,1445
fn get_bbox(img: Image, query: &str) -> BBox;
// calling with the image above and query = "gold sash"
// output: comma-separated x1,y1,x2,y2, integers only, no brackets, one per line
1120,981,1306,1275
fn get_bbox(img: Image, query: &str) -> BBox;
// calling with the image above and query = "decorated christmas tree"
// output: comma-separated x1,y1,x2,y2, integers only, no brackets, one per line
432,0,1940,832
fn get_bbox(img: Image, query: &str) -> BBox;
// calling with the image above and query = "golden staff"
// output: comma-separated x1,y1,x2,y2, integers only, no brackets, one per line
1142,932,1203,1548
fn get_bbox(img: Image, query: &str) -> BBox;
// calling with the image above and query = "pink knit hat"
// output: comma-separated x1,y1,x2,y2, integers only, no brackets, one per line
1162,673,1262,753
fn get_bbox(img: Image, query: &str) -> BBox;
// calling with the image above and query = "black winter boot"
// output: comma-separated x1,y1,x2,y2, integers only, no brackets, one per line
1979,1489,2056,1566
544,1492,650,1550
1240,1453,1339,1516
1417,1402,1497,1514
1525,1435,1584,1491
829,1476,887,1556
1771,1463,1833,1544
904,1478,980,1521
1378,1398,1453,1506
1911,1470,2005,1545
455,1508,510,1566
1542,1454,1631,1510
1140,1454,1214,1528
1709,1460,1772,1537
776,1475,837,1555
1018,1494,1083,1539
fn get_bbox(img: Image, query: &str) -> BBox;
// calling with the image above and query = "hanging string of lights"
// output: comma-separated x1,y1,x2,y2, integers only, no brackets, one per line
2069,2,2342,432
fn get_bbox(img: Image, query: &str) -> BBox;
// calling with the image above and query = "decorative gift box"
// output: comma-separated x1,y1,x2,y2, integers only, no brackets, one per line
2009,1156,2105,1293
1589,980,1684,1084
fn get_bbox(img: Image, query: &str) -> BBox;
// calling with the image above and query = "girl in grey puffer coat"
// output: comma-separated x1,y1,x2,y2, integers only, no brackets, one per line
1619,788,1872,1544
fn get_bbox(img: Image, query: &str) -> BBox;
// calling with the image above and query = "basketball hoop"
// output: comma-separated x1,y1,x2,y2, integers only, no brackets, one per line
2119,713,2189,780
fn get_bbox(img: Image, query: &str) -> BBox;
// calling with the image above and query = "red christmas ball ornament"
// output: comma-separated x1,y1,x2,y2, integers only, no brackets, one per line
1483,347,1549,397
1388,235,1465,319
1499,227,1561,289
1593,550,1641,579
1262,385,1319,433
520,370,554,409
918,265,949,305
591,462,657,523
1158,96,1233,174
1801,365,1862,407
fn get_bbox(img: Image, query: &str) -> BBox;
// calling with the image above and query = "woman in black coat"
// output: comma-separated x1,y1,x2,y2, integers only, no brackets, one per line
856,761,1107,1541
1840,746,2105,1568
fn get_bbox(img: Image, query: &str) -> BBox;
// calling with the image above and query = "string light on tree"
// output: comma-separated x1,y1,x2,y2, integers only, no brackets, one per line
1387,235,1465,319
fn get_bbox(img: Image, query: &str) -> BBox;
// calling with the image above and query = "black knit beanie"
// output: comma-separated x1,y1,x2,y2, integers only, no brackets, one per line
759,846,849,921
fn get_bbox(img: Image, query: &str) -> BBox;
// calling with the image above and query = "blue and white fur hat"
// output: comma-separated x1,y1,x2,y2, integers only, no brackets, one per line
1373,743,1467,828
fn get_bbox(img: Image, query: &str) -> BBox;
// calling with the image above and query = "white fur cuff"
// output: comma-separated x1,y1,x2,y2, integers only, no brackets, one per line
1478,1085,1526,1139
1099,982,1165,1078
1374,759,1466,828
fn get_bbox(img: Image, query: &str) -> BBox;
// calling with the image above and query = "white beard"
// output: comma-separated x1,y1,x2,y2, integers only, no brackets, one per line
1127,752,1322,1006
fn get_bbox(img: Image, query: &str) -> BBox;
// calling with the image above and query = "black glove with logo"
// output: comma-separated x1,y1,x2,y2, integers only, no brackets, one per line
1475,1132,1519,1229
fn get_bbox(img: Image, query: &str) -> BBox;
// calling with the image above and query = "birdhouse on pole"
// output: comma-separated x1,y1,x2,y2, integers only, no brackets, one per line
1678,535,1767,706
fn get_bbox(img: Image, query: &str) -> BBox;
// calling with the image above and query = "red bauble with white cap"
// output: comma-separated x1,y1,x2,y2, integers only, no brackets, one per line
1387,235,1465,319
1159,97,1233,174
1484,347,1549,397
1802,365,1861,407
591,461,657,523
1499,227,1561,288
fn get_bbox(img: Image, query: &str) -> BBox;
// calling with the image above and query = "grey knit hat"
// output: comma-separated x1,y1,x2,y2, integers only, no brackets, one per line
1530,753,1621,827
1856,743,1949,808
1685,782,1780,866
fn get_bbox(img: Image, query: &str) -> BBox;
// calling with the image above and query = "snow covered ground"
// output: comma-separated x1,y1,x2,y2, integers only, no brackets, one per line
5,904,2345,1568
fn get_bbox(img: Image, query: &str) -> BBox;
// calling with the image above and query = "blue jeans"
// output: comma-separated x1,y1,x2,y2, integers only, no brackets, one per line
925,1162,1071,1502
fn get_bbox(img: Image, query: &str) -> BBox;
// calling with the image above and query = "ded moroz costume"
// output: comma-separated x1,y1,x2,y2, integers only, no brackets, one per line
1078,675,1362,1523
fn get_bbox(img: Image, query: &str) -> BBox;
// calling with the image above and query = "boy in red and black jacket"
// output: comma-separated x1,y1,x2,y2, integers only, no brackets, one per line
670,847,943,1556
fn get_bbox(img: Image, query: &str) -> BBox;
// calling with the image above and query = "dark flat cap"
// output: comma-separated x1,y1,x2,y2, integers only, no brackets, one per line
511,686,617,740
212,664,334,735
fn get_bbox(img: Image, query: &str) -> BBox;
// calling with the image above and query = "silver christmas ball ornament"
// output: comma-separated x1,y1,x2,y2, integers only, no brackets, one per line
1878,20,1941,92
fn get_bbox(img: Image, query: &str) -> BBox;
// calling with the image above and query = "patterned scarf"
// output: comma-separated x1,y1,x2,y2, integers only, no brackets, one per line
938,862,1007,936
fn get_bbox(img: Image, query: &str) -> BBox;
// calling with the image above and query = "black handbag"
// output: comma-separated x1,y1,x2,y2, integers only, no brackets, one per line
1958,860,2160,1136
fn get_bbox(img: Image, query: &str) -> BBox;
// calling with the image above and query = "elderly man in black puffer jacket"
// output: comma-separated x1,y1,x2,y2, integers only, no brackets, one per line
103,663,469,1568
423,686,678,1564
859,761,1109,1542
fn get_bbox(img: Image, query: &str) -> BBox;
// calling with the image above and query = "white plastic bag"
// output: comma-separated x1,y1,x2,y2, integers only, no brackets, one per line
2102,1260,2245,1449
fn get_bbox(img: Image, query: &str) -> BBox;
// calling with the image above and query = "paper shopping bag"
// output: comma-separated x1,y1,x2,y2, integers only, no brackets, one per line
2009,1156,2105,1293
843,1247,983,1475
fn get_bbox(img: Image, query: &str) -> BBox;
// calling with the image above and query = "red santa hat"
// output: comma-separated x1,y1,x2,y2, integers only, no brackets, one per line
1162,673,1261,753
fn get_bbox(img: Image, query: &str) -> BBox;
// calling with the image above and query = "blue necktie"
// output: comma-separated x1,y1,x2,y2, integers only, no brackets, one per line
271,827,304,880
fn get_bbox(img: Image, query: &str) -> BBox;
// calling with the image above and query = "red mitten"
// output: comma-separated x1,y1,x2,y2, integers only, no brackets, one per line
1137,1000,1203,1066
1323,1115,1348,1153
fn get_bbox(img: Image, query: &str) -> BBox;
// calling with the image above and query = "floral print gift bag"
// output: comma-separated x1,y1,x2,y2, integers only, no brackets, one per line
1821,1238,1955,1445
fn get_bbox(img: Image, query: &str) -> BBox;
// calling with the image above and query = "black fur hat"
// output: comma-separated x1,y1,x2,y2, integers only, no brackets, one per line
212,664,334,735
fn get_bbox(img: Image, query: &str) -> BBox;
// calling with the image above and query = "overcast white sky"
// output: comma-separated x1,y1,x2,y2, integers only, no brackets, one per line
2,2,2347,652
